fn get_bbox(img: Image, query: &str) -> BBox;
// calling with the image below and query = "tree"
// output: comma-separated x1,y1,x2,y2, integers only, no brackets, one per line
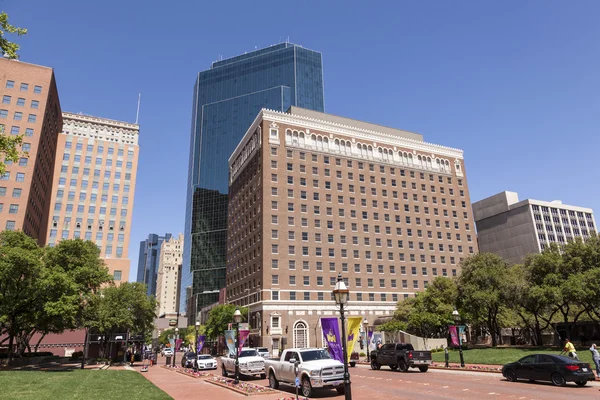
0,12,29,175
204,304,248,340
456,253,515,347
84,282,157,357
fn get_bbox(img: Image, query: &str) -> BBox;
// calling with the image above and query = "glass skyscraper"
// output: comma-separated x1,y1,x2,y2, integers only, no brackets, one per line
137,233,172,297
181,43,325,319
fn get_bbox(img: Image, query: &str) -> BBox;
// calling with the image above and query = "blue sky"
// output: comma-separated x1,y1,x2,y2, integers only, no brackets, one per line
5,1,599,280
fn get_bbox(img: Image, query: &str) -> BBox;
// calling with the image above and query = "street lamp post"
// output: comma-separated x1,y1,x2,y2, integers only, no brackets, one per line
362,319,370,363
172,328,179,367
333,273,352,400
452,309,465,368
194,321,200,373
233,307,242,385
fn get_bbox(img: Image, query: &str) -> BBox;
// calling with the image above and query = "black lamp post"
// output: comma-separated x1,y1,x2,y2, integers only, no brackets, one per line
194,321,200,372
363,319,370,363
452,309,465,368
233,307,242,384
172,328,179,367
333,273,352,400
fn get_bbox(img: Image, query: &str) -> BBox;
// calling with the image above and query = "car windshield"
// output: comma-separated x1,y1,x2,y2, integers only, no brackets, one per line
257,348,268,352
300,350,332,362
239,350,258,357
184,352,195,357
198,355,212,360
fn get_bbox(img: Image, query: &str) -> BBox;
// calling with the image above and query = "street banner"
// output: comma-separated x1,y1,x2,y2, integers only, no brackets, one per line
197,335,206,354
367,327,373,343
175,339,183,352
239,323,249,331
225,330,236,355
321,317,343,362
372,332,383,349
238,330,250,352
449,325,459,346
169,338,175,349
346,317,362,362
458,325,465,345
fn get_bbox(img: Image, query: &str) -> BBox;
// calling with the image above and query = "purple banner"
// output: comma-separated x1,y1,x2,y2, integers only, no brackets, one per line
197,335,206,354
321,317,343,362
238,330,250,352
368,327,373,343
175,338,183,352
449,325,459,347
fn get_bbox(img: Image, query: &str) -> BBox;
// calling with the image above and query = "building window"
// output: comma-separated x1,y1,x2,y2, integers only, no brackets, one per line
15,173,24,182
8,204,18,214
13,111,22,121
5,80,15,89
2,95,10,104
113,270,122,281
20,83,29,92
293,321,308,349
5,220,15,230
272,291,279,301
10,126,19,135
17,98,25,107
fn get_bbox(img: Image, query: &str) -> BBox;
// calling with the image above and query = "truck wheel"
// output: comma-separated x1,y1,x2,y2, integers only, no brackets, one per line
260,373,266,379
418,366,429,372
370,359,381,370
336,386,345,395
221,366,228,377
398,360,408,372
268,372,279,389
350,362,356,367
301,376,313,397
390,364,398,370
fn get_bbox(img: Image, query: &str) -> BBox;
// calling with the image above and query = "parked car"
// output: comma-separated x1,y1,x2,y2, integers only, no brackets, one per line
196,354,218,370
181,351,197,368
349,351,359,367
265,348,345,397
161,348,173,357
221,347,266,379
255,347,270,359
502,354,594,387
370,343,431,372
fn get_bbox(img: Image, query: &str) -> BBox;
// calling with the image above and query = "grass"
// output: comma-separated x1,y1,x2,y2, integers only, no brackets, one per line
431,347,596,366
0,370,172,400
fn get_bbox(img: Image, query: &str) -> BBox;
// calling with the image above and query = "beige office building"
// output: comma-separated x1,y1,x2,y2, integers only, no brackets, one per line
0,58,62,243
156,233,184,317
45,112,139,283
226,107,477,351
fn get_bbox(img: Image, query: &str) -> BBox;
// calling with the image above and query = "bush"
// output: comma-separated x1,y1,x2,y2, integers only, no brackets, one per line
359,352,366,357
71,351,84,359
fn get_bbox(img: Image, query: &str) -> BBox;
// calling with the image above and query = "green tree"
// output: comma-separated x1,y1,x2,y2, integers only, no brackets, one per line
204,304,248,340
1,11,27,59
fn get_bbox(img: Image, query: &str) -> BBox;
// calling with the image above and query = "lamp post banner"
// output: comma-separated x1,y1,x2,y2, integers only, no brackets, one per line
175,339,183,352
346,317,362,362
225,330,236,355
321,317,344,362
458,325,465,345
238,330,250,352
367,327,373,342
449,325,459,346
197,335,206,354
169,338,175,350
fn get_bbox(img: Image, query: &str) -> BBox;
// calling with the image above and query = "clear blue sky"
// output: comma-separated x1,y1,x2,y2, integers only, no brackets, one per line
5,1,599,281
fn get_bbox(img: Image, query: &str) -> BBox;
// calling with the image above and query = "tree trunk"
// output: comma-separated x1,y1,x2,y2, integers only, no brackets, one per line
34,333,46,353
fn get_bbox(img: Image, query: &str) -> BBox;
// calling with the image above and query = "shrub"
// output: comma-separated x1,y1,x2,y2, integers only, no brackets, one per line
71,351,84,359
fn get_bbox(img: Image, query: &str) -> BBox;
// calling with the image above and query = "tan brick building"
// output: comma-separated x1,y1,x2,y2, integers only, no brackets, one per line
45,112,139,283
226,107,477,353
156,233,184,317
0,58,62,243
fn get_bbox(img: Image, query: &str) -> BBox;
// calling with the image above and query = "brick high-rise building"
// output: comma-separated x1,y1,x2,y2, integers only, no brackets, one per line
0,58,62,243
45,112,139,283
156,233,184,317
226,107,477,351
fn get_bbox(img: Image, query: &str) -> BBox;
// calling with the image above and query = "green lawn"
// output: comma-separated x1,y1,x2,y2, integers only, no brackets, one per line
431,347,596,366
0,370,172,400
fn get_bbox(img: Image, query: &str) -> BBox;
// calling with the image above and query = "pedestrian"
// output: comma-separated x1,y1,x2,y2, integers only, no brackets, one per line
590,344,600,379
562,338,579,360
376,341,382,350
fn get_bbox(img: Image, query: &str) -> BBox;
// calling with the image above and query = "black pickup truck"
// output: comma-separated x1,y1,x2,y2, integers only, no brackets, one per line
370,343,431,372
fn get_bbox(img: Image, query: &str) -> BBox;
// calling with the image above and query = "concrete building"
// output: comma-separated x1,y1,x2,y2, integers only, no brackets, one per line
45,112,140,283
473,191,597,264
181,42,325,322
226,107,477,352
156,233,184,317
0,58,62,243
137,233,172,296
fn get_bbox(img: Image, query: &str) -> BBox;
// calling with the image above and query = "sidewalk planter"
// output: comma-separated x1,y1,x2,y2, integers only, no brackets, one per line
430,362,502,373
176,368,213,378
206,376,277,396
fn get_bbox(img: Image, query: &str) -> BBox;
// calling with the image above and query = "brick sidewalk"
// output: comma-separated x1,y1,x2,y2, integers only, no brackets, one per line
137,364,289,400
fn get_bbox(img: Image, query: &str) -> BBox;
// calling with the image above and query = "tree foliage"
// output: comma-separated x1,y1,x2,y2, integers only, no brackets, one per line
0,11,27,59
204,304,248,340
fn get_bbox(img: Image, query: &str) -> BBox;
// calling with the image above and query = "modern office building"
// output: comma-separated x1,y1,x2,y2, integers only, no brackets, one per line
0,57,62,243
45,112,139,283
156,233,184,317
182,42,325,321
137,233,172,296
473,191,597,264
226,107,477,351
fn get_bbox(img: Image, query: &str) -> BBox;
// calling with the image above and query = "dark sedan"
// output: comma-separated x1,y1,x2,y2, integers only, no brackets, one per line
502,354,594,387
181,351,197,368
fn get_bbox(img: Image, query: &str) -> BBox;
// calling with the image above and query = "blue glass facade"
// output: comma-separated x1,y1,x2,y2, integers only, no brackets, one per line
136,233,172,297
181,43,324,318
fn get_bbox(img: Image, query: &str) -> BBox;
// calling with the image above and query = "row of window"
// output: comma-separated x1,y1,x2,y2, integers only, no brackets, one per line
532,204,593,220
56,190,128,204
49,229,125,242
57,178,131,192
64,141,134,157
62,153,133,168
60,165,131,180
270,290,408,302
5,81,43,93
54,203,128,216
1,125,35,136
0,203,20,213
272,269,457,286
2,95,39,109
0,187,22,197
0,172,26,182
0,110,37,122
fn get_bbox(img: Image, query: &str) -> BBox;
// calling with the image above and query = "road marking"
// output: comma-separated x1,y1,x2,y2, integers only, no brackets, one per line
462,389,469,391
442,386,449,388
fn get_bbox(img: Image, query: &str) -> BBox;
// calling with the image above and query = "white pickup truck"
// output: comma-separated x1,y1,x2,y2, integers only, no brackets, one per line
264,348,345,397
221,347,266,379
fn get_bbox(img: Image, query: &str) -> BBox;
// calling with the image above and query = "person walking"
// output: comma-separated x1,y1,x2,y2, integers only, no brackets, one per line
562,338,579,360
590,344,600,379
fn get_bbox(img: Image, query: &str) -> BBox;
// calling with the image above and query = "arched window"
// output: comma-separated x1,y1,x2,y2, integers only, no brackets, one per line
293,321,308,349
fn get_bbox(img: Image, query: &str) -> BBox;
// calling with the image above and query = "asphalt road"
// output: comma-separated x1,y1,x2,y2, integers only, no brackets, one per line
246,363,600,400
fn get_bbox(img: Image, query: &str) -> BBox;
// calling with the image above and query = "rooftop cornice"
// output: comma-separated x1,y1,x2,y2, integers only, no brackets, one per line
63,112,139,130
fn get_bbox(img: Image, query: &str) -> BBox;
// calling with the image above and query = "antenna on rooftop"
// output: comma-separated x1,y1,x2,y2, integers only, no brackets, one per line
286,36,290,43
135,93,141,124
